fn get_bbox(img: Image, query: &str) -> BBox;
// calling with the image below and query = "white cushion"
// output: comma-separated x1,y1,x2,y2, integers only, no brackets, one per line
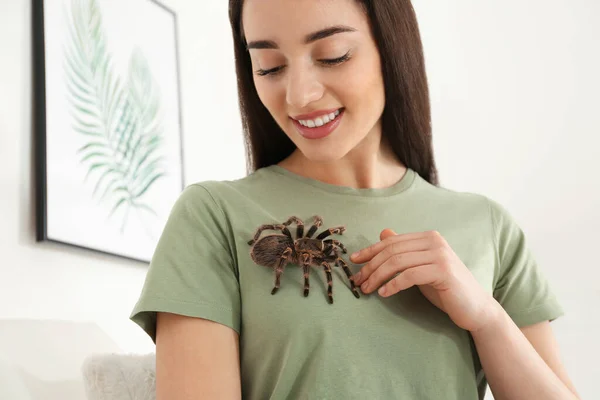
81,353,156,400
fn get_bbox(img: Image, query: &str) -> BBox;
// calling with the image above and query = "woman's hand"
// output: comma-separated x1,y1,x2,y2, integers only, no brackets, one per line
350,229,499,332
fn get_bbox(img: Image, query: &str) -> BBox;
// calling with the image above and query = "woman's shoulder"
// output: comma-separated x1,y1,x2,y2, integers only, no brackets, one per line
414,174,493,209
175,167,275,208
414,176,520,231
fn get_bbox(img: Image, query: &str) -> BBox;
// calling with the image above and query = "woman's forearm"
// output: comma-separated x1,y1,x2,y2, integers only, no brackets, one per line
471,300,578,400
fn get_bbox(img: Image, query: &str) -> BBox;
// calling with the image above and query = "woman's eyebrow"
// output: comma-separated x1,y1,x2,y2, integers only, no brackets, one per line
246,25,357,50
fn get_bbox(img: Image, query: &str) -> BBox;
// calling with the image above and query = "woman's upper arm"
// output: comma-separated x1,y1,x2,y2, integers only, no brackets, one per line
156,312,242,400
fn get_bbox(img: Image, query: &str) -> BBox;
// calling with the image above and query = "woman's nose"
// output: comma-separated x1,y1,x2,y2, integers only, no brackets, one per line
285,66,324,109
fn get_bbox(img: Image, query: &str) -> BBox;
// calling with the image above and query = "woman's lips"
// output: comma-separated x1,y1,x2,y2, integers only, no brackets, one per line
291,109,344,140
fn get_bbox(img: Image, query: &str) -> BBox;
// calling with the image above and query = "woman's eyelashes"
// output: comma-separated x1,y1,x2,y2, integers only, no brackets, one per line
255,51,352,77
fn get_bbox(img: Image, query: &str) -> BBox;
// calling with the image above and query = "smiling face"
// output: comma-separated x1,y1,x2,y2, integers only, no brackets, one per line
242,0,386,163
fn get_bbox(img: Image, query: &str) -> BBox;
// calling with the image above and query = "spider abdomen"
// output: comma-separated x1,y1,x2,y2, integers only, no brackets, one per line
250,234,296,268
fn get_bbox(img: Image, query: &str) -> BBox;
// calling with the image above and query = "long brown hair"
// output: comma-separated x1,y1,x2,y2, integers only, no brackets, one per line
228,0,439,185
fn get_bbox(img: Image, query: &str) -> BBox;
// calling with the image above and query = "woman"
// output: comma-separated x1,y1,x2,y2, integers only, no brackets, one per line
131,1,580,398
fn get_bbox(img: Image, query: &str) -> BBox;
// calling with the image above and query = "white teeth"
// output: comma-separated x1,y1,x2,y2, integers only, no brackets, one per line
297,109,342,128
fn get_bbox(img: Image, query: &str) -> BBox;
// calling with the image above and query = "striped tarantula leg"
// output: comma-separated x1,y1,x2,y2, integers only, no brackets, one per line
248,224,289,245
321,262,334,304
271,247,292,295
281,216,305,238
282,216,304,226
302,263,311,297
305,216,323,238
336,257,361,299
323,244,335,257
323,239,347,253
316,226,346,240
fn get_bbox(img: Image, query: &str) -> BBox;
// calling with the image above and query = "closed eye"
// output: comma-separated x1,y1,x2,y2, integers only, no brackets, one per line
319,51,351,66
255,51,352,77
256,66,284,77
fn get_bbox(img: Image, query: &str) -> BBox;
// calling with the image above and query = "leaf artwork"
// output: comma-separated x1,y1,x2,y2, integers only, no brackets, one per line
62,0,167,235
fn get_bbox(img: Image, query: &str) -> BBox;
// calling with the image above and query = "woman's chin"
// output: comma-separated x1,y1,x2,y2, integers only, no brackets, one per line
296,146,348,163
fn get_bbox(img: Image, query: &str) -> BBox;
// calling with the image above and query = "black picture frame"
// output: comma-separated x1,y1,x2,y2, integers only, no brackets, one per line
33,0,185,263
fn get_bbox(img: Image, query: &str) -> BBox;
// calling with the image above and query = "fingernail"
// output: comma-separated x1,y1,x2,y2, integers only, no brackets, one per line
378,286,387,296
351,251,360,259
353,271,361,283
361,281,369,292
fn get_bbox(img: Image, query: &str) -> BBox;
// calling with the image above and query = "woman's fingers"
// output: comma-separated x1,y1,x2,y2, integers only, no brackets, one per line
378,264,439,297
353,237,431,286
350,231,430,264
359,250,435,293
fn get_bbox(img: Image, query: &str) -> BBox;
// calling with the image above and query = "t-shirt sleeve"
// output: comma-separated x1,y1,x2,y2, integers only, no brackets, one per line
129,183,240,343
488,198,564,327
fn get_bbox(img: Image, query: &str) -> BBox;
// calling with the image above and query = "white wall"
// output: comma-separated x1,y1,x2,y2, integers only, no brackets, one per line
1,0,597,398
414,1,599,398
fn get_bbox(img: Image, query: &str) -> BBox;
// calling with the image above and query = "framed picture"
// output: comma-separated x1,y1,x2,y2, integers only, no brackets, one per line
33,0,185,263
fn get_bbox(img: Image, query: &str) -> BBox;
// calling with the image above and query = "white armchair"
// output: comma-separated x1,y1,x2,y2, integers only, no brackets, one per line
0,319,156,399
81,353,156,400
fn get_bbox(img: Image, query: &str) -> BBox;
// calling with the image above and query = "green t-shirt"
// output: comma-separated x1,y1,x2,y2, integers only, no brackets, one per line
130,165,563,399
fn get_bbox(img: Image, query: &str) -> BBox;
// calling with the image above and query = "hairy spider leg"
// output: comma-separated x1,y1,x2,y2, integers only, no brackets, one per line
305,216,324,238
302,260,311,297
321,261,334,304
315,226,346,240
248,224,292,245
321,247,361,299
281,216,305,239
334,254,361,299
271,247,293,295
323,239,348,253
322,244,336,257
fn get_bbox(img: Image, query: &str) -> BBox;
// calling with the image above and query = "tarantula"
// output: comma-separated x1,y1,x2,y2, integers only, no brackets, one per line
247,215,360,304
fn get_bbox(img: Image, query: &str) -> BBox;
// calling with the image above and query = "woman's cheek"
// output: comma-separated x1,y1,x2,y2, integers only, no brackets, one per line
258,83,291,128
254,80,278,110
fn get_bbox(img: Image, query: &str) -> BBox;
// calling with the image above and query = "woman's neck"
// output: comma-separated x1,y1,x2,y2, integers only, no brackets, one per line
277,140,406,190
